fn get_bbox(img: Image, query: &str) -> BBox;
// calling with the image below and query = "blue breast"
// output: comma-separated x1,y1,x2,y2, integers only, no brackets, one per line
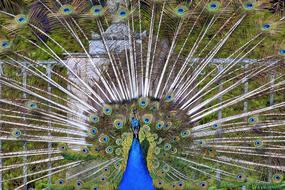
119,138,155,190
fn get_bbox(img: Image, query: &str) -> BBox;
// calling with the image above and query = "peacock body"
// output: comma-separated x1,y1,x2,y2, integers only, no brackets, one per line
0,0,285,189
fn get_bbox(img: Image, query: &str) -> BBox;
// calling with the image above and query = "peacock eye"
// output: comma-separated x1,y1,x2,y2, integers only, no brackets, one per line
114,162,121,169
254,139,263,147
248,116,258,124
177,7,185,15
15,131,21,137
156,121,164,130
60,5,74,15
117,8,128,19
114,119,124,129
26,101,38,110
164,122,172,130
170,147,177,154
105,146,113,154
120,11,126,16
15,14,28,24
199,181,208,188
262,23,271,30
138,98,149,108
164,143,172,151
82,148,89,153
12,129,22,138
196,140,206,146
142,114,153,125
18,17,24,22
90,5,104,17
175,5,188,17
207,1,221,12
89,114,99,124
272,174,283,183
237,174,242,179
91,128,97,135
103,105,112,115
212,123,218,129
210,3,217,8
246,3,253,8
58,179,64,185
181,130,190,138
178,8,184,13
1,41,9,48
76,180,82,186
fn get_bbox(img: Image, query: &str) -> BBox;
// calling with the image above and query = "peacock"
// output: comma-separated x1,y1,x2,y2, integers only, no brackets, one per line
0,0,285,189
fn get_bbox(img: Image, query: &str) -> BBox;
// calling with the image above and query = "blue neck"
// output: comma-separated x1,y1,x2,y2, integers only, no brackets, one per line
119,138,156,190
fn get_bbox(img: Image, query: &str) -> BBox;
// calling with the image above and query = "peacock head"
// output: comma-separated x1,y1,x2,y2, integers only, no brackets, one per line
131,117,140,138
